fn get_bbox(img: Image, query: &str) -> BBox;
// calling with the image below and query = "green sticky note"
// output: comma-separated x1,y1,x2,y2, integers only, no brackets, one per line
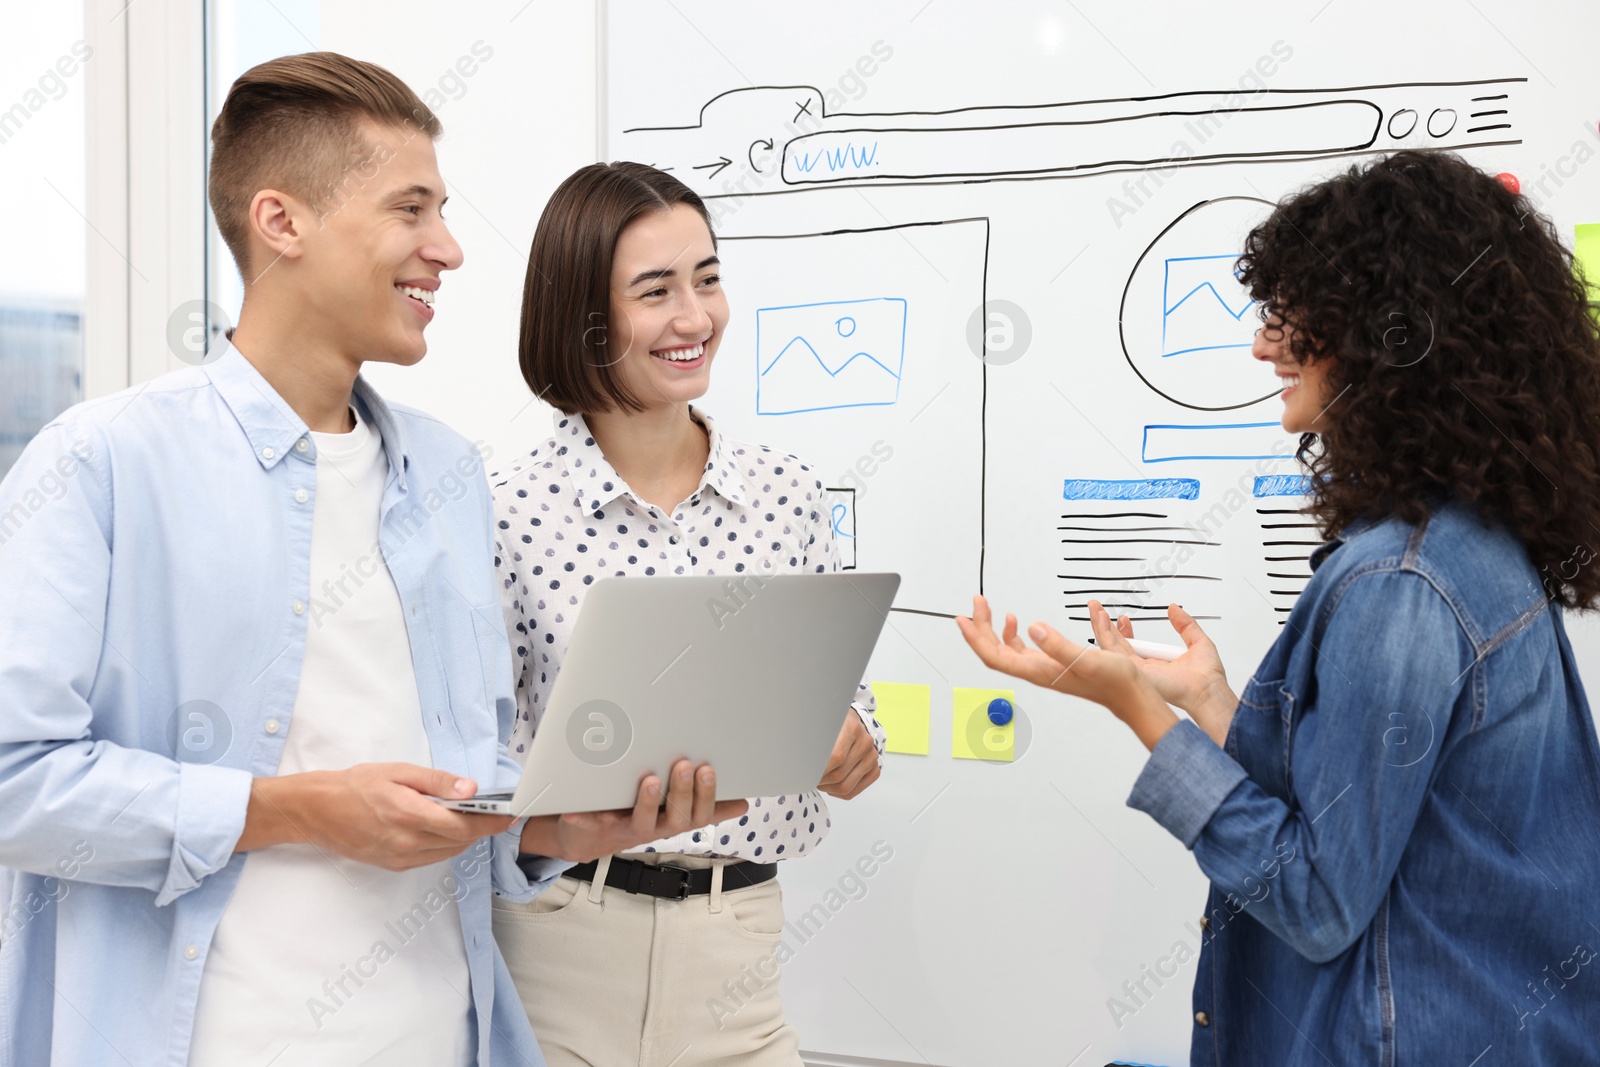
952,687,1015,761
870,682,931,756
1575,224,1600,306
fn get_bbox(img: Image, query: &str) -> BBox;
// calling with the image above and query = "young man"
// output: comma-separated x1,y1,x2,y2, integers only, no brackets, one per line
0,53,733,1067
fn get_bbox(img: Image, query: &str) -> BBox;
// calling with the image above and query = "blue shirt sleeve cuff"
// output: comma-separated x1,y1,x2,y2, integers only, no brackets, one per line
489,822,573,902
157,762,253,906
517,853,575,895
1126,719,1249,848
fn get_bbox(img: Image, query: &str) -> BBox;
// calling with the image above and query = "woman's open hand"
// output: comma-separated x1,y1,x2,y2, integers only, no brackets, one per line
1087,600,1237,746
956,595,1178,751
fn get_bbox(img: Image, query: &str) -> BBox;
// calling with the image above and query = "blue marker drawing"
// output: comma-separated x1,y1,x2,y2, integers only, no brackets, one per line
1062,478,1201,501
1253,474,1311,497
756,298,907,416
823,486,858,569
1161,254,1257,358
1142,422,1288,463
790,141,881,174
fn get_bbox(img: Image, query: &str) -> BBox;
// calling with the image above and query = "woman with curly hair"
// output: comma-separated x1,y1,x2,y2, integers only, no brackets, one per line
961,150,1600,1065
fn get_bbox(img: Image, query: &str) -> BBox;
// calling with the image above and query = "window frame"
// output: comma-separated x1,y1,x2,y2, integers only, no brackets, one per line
83,0,208,398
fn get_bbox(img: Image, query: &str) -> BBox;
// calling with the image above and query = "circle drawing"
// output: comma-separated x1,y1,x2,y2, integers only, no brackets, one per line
1119,197,1282,411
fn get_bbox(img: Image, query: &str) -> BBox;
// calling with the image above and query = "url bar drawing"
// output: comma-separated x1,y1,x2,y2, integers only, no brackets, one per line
615,79,1523,197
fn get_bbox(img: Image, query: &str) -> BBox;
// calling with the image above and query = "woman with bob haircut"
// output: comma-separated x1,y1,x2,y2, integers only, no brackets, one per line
489,161,887,1066
961,150,1600,1065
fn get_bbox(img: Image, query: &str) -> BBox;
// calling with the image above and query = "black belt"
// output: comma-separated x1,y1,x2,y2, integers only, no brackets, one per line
538,856,777,901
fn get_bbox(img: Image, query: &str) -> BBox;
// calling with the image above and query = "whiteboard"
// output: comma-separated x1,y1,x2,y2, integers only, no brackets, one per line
601,3,1600,1063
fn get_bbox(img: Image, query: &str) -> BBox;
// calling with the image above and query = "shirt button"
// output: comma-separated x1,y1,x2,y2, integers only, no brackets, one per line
669,536,678,544
292,600,306,615
184,945,198,960
1195,1011,1210,1028
295,438,309,452
261,447,275,460
294,488,309,504
264,719,281,734
1199,916,1210,931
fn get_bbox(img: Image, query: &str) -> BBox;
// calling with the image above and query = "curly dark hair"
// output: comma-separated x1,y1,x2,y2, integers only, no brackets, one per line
1237,150,1600,609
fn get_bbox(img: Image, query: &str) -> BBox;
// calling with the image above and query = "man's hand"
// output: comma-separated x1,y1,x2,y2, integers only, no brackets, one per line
818,709,880,800
518,759,749,863
238,763,515,871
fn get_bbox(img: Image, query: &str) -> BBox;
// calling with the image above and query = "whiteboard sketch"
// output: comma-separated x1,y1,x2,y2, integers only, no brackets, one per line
600,5,1574,1063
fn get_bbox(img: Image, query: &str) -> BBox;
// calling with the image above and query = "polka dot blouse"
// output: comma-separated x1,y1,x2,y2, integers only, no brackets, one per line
490,406,885,862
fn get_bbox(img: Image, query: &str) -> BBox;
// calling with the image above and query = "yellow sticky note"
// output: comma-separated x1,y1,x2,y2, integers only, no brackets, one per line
1577,224,1600,307
952,687,1015,762
870,682,931,756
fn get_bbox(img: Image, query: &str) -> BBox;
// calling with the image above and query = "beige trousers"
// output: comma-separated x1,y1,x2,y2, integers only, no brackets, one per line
493,853,803,1067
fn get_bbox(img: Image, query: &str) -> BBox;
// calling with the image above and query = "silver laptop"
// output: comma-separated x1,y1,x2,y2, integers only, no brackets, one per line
441,572,900,817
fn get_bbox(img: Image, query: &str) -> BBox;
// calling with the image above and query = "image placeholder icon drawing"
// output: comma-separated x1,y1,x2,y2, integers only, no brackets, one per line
756,298,907,415
1161,255,1257,358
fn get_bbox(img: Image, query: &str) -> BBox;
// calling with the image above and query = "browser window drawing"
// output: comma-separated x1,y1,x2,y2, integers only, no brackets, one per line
1160,255,1258,358
755,297,907,415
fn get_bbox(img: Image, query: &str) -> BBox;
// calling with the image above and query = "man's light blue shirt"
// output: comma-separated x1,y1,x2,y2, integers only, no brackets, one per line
0,339,564,1067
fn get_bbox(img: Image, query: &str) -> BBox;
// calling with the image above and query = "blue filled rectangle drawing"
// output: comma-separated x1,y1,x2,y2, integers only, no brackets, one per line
1161,255,1257,358
756,298,907,415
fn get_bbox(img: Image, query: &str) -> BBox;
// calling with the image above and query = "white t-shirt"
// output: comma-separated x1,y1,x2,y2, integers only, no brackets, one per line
189,406,472,1067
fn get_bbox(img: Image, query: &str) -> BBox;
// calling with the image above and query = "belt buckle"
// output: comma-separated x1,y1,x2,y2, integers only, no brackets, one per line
656,863,692,900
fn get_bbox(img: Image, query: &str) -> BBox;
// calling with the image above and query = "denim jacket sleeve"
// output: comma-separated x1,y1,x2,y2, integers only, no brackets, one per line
0,419,253,906
1128,569,1474,963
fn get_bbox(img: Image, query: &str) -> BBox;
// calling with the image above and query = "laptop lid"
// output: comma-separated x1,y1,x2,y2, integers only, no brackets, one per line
510,571,900,817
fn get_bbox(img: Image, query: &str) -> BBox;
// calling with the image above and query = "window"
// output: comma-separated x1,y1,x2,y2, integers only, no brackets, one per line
0,7,89,479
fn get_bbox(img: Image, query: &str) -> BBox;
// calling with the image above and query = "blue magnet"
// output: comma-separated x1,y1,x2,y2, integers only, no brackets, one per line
986,697,1014,726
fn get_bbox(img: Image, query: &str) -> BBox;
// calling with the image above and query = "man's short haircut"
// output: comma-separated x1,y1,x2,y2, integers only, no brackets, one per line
208,51,439,279
518,162,717,415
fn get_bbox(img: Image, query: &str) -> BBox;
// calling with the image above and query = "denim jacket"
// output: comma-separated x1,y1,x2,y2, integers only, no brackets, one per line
1128,500,1600,1066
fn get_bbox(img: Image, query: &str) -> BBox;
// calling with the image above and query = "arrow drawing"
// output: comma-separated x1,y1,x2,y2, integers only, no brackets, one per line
693,155,733,178
747,137,775,173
